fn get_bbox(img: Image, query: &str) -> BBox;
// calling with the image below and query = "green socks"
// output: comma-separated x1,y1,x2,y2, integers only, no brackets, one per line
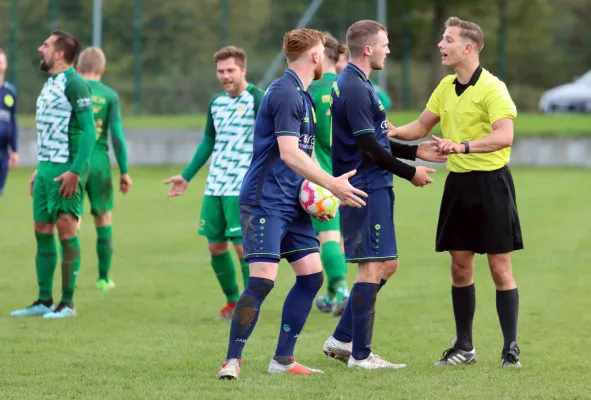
60,236,81,305
320,240,350,303
239,258,250,289
96,226,113,280
36,232,58,302
211,250,240,303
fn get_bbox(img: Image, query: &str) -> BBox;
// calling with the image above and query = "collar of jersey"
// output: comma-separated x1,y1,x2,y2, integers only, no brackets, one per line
345,63,368,82
50,67,75,79
452,65,482,87
285,68,304,91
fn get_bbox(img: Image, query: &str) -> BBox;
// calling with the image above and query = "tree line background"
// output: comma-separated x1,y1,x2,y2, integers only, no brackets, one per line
0,0,589,114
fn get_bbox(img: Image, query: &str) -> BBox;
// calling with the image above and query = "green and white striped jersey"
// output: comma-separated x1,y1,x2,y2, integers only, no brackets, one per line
36,67,92,164
204,83,264,196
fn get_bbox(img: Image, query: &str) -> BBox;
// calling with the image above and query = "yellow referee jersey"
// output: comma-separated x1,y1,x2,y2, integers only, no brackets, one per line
426,67,517,173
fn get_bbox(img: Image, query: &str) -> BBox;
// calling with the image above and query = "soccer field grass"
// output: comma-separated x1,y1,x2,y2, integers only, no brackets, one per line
17,112,591,135
1,167,590,399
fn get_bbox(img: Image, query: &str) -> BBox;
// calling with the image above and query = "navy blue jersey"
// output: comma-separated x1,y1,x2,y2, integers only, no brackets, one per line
0,82,18,154
239,69,316,212
331,63,391,191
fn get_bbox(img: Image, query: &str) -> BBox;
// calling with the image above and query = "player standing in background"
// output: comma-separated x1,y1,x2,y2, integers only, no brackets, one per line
76,47,132,291
336,43,392,110
0,48,19,195
390,17,523,368
322,20,445,369
165,46,264,320
11,31,96,319
217,28,367,380
308,34,350,317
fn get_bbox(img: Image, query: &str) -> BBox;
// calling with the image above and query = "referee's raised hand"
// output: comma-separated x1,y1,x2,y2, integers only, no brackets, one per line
410,166,435,187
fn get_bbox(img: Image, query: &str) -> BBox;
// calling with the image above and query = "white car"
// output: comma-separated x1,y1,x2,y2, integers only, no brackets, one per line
539,70,591,113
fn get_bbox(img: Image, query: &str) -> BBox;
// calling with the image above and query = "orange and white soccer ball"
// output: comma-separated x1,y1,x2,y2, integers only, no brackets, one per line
299,180,340,217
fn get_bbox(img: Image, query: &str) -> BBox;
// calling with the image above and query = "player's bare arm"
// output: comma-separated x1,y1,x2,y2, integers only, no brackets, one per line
277,135,367,208
432,118,514,155
388,109,440,140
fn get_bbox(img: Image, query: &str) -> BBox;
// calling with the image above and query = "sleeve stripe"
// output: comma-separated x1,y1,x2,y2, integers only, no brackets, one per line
352,128,375,135
275,131,300,136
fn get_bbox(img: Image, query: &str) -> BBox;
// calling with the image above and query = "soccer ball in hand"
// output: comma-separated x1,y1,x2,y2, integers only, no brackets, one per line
299,180,340,217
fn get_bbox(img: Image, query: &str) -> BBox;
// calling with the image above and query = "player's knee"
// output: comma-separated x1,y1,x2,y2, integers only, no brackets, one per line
56,214,78,239
208,241,229,255
318,230,341,244
94,212,112,227
488,255,514,287
382,259,399,280
451,260,474,285
34,221,54,234
295,270,324,294
357,262,384,283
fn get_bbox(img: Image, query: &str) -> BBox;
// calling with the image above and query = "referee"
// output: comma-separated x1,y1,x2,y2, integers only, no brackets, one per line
390,16,523,368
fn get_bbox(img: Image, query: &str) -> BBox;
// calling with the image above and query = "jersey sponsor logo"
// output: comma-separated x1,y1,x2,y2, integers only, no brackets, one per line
92,95,106,105
4,94,14,107
299,133,315,152
380,120,388,136
77,97,92,108
0,109,10,121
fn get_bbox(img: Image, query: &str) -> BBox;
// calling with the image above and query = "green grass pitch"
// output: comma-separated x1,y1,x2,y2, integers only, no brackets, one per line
1,166,590,399
17,111,591,136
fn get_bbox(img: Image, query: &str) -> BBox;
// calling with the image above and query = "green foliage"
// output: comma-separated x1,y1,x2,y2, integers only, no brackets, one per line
0,0,589,113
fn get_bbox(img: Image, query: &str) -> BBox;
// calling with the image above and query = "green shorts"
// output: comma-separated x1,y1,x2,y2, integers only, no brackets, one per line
198,195,242,243
311,209,341,233
83,152,113,216
33,161,87,223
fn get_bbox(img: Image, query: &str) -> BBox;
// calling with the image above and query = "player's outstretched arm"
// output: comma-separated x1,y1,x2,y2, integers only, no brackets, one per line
277,135,367,208
356,134,435,187
388,109,440,141
432,118,514,155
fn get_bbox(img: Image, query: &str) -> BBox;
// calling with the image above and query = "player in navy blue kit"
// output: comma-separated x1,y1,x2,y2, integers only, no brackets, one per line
321,20,446,370
0,49,19,195
217,28,368,380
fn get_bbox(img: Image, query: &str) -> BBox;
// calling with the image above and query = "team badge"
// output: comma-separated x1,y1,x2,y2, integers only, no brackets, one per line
4,94,14,107
236,104,245,117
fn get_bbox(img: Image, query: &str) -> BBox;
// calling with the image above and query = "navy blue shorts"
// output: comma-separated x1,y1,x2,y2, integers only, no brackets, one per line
240,204,320,262
341,187,398,263
0,154,8,194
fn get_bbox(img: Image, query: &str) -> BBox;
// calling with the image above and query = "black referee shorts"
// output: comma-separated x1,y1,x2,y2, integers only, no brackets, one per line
436,165,523,254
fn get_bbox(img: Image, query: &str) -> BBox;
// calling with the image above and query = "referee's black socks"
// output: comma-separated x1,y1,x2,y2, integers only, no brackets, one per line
452,284,476,351
496,288,519,354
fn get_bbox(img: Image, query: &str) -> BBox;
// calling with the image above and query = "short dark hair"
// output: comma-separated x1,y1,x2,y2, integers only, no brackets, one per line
213,46,248,68
51,30,81,63
322,32,340,64
346,20,387,58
